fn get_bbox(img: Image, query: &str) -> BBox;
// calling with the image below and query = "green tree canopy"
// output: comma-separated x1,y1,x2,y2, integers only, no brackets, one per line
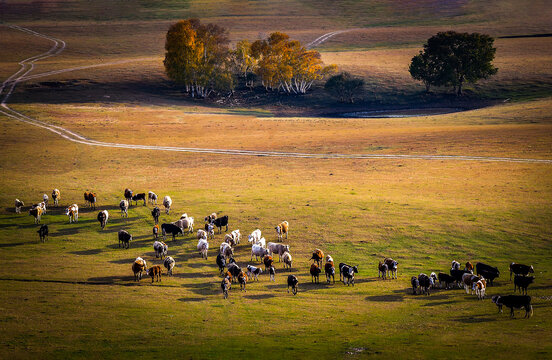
324,72,365,103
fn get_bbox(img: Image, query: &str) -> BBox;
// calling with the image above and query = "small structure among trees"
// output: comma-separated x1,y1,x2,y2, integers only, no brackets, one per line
409,31,498,95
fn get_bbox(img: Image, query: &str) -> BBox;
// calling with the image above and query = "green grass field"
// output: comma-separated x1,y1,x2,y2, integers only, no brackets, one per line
1,0,552,358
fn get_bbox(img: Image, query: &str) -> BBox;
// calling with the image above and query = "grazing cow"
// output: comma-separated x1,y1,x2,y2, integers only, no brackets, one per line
510,263,534,280
514,275,535,295
418,273,432,295
474,278,486,300
132,257,147,281
224,234,237,247
231,229,241,244
310,263,321,283
310,249,324,267
83,191,90,207
275,221,289,241
197,238,209,259
52,189,60,206
378,262,388,279
37,224,48,242
227,262,241,282
84,192,97,209
263,255,274,272
204,213,217,223
282,251,293,271
465,261,474,272
149,207,160,225
66,204,78,223
325,261,335,283
492,295,533,318
411,276,420,295
430,272,438,288
384,258,398,279
438,272,455,289
132,193,146,206
97,210,109,230
476,262,500,286
42,194,49,206
287,275,299,295
213,215,229,234
450,269,472,287
161,223,183,241
32,201,47,215
175,217,194,234
221,276,231,299
246,265,262,281
220,242,234,260
238,271,248,291
341,264,358,286
164,256,175,276
251,244,269,261
118,200,129,217
148,265,162,283
124,188,133,205
148,191,158,205
451,260,461,271
153,241,168,259
205,223,215,240
29,206,43,224
197,229,207,240
269,266,275,281
118,230,132,249
267,242,290,262
152,224,159,240
462,273,480,294
248,229,262,244
163,196,172,214
15,199,24,214
216,253,226,275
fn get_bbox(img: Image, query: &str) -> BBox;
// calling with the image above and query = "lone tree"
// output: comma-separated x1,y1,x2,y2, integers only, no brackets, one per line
324,72,364,103
164,19,234,98
409,31,498,95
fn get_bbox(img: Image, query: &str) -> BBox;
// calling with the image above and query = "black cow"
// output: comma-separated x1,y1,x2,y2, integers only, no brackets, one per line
161,223,183,241
438,272,455,289
37,224,48,242
510,263,534,280
216,253,226,275
124,188,133,206
411,276,419,295
213,215,229,234
492,295,533,318
450,269,472,287
118,230,132,249
221,277,231,299
514,275,535,295
151,207,161,224
476,262,499,286
287,275,298,295
227,262,241,282
131,193,146,206
418,273,431,295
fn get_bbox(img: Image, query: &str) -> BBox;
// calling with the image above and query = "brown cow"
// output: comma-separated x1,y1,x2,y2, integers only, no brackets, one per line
148,265,162,283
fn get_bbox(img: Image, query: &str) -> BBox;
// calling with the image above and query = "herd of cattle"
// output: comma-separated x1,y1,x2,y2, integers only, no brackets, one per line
15,188,537,318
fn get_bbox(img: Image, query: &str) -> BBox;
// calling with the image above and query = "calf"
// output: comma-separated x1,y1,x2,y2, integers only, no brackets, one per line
418,273,432,295
224,233,237,247
66,204,78,223
164,256,175,276
132,257,147,281
205,223,215,239
462,273,480,294
267,242,290,262
251,244,269,262
153,224,159,240
263,255,274,272
338,262,357,282
153,241,168,259
238,271,248,291
163,196,172,214
269,266,275,281
197,238,209,259
438,272,455,289
248,229,261,244
52,189,60,206
216,253,226,275
119,200,129,217
151,206,160,224
325,261,335,284
118,230,132,249
310,249,324,267
124,188,133,205
29,206,43,224
310,263,321,283
287,275,298,295
476,262,499,286
148,265,162,283
148,191,158,205
492,295,533,318
97,210,109,230
510,263,534,280
221,276,231,299
161,223,183,241
465,261,474,272
514,275,535,295
213,215,229,234
42,194,49,206
430,272,438,288
282,251,292,271
230,229,241,244
220,242,234,259
246,265,262,281
378,262,388,279
411,276,420,295
451,260,461,271
86,192,97,209
475,279,486,300
341,264,358,286
384,258,398,279
37,224,48,242
204,213,217,223
197,229,207,240
15,199,24,214
275,221,289,241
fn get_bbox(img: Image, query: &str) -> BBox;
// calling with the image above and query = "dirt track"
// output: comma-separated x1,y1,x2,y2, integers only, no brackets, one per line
1,25,551,164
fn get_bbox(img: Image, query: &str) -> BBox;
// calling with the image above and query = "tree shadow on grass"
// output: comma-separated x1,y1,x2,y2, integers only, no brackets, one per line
365,294,405,302
0,241,38,248
243,293,276,300
452,314,497,323
71,248,104,255
180,281,217,296
173,271,213,280
178,297,206,302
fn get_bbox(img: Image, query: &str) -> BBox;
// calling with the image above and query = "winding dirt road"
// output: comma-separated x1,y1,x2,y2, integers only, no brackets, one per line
1,25,551,164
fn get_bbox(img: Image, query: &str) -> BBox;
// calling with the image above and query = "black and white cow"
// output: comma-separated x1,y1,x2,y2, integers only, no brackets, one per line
97,210,109,230
287,274,298,295
216,253,226,275
131,193,146,206
151,206,161,224
246,265,263,281
340,263,358,286
118,230,132,249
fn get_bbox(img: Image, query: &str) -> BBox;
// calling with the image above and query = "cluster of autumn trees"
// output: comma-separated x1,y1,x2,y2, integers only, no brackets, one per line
164,19,337,98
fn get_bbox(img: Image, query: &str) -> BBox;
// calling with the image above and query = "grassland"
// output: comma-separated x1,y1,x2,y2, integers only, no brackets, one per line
1,0,552,358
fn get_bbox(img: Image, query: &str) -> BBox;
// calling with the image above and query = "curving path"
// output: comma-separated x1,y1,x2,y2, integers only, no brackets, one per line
1,25,551,164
